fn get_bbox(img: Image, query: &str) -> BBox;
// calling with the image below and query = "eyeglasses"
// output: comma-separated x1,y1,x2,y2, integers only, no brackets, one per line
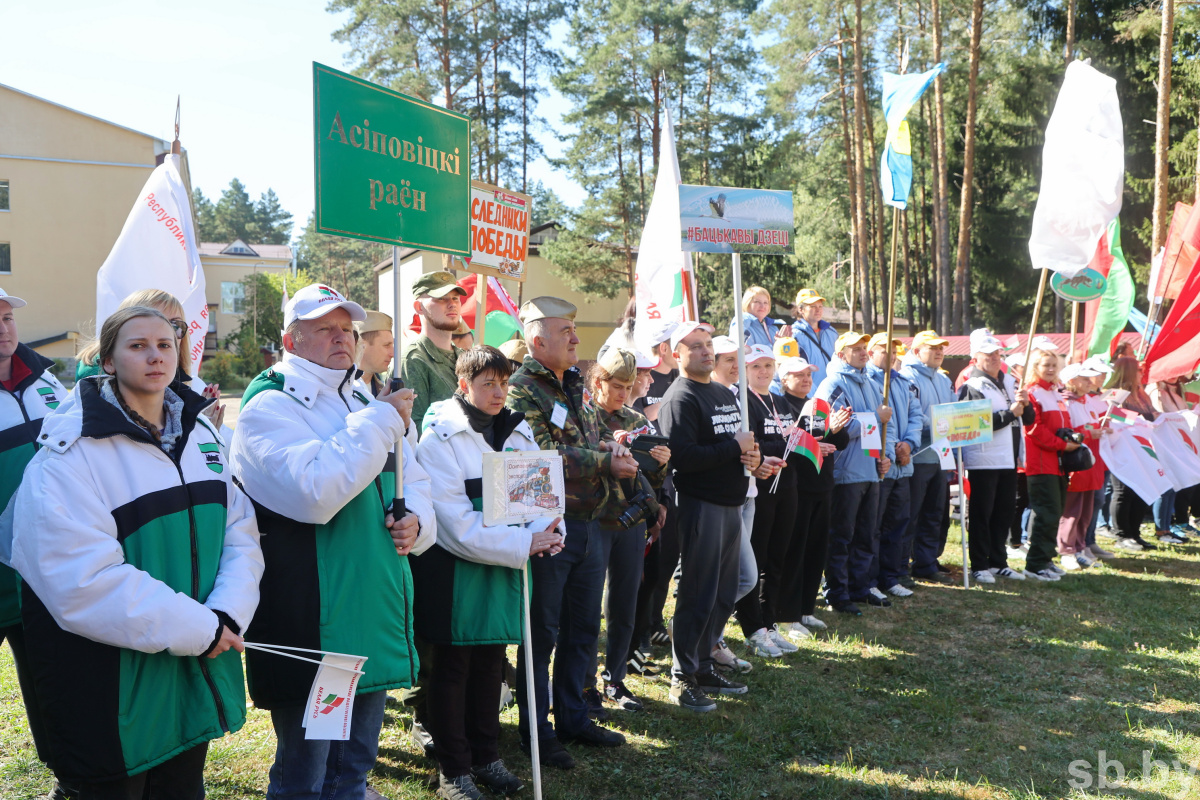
169,319,187,339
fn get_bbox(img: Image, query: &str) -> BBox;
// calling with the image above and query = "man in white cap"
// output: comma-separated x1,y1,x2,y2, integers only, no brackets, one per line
0,289,71,794
957,329,1034,584
658,321,761,710
710,335,741,389
230,283,437,798
632,318,680,424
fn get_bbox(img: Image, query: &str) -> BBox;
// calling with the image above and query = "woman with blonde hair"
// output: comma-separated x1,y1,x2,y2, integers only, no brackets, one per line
729,286,788,349
10,305,262,794
1021,349,1082,580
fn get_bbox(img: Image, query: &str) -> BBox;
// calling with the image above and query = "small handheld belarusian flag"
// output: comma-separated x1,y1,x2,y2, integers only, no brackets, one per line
802,397,832,432
1108,406,1138,426
792,428,823,471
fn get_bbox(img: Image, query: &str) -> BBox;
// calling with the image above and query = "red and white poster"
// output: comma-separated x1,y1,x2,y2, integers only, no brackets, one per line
463,180,531,281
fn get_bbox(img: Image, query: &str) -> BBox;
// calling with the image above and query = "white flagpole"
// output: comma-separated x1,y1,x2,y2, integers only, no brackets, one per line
522,563,542,800
392,247,406,514
959,448,969,589
732,253,750,476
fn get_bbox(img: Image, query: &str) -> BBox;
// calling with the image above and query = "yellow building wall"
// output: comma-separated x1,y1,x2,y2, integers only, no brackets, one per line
379,252,628,361
0,85,167,352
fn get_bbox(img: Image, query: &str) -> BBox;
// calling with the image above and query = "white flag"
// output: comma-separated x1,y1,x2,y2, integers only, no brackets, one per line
1028,61,1124,278
95,154,208,377
303,653,368,741
1099,423,1173,504
634,106,696,353
1149,413,1200,491
933,438,956,470
855,412,882,455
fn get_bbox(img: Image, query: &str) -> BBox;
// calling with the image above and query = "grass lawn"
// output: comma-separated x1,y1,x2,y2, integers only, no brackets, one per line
4,524,1200,799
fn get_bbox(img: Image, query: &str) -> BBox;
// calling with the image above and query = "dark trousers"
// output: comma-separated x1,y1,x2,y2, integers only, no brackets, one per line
1026,474,1066,572
600,522,646,684
627,532,660,661
966,468,1017,572
826,481,880,605
66,744,206,800
671,495,741,681
516,517,606,743
873,476,912,590
427,643,504,779
735,479,798,636
1175,485,1197,525
1110,474,1150,543
646,489,679,635
778,491,832,620
1010,472,1030,546
3,623,52,763
908,463,949,576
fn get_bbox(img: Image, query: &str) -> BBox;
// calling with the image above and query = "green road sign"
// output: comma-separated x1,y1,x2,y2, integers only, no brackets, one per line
313,62,471,255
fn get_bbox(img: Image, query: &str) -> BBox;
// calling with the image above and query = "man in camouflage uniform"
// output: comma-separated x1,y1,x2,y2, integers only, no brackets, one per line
506,297,640,768
401,270,467,432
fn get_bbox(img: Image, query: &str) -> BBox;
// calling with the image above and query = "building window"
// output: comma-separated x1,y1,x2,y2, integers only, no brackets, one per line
0,243,10,274
0,180,8,211
221,281,245,314
208,304,218,333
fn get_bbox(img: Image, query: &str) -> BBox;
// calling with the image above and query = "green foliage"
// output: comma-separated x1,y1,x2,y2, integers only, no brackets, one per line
294,212,388,309
198,351,243,386
192,179,294,245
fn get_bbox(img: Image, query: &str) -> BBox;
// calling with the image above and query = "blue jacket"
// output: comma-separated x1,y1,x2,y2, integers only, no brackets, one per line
790,318,839,390
899,357,956,465
730,312,786,349
814,358,895,485
866,363,922,480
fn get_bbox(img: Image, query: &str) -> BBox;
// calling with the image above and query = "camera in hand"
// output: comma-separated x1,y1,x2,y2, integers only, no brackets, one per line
617,471,661,529
1055,428,1095,473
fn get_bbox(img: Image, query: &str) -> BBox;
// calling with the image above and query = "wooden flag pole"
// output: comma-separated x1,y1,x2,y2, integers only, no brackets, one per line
475,274,488,346
880,206,900,451
1024,268,1051,369
1069,300,1079,363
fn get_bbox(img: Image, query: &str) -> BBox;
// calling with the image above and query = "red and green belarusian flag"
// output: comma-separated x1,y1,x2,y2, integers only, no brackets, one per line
791,429,822,471
1084,219,1135,358
802,397,831,427
1108,406,1138,426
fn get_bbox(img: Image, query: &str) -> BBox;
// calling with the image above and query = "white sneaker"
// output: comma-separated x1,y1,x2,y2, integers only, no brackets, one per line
972,570,996,584
1048,563,1066,575
786,622,813,640
868,587,890,600
768,626,799,652
746,628,783,658
885,583,913,597
1006,545,1025,559
1075,552,1095,568
1087,545,1115,560
1024,567,1061,581
988,567,1001,574
711,640,753,673
801,615,827,631
995,567,1026,580
1060,554,1082,571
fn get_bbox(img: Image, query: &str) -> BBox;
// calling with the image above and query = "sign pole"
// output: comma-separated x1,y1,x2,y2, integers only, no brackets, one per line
731,253,751,475
1023,268,1051,370
391,246,406,516
1069,301,1079,363
522,564,542,800
958,447,969,589
476,276,488,347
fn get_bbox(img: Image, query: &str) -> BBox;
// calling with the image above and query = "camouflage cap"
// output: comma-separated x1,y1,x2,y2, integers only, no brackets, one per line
519,296,577,325
411,270,467,299
597,347,638,383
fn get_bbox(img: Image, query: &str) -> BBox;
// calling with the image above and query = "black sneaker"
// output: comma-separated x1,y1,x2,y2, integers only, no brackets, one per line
437,773,484,800
604,680,644,711
915,571,952,584
669,679,717,712
832,601,862,616
410,719,436,759
562,721,625,747
627,648,662,676
695,666,748,695
582,686,608,721
471,759,524,795
854,594,892,608
648,625,670,646
936,562,951,574
519,736,575,770
898,576,917,589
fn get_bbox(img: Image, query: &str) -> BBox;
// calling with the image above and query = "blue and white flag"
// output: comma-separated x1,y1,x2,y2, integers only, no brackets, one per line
880,63,948,210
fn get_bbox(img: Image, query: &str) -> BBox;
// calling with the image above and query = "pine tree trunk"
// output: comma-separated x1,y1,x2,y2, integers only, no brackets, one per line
866,109,887,333
952,0,982,336
1152,0,1175,253
903,210,916,336
837,32,860,327
931,0,952,334
852,0,875,333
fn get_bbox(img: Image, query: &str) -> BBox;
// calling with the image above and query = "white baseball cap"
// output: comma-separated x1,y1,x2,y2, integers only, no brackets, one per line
777,357,817,376
712,335,739,355
284,283,367,330
1083,355,1114,375
746,344,775,364
1005,352,1027,369
1061,363,1101,382
969,328,1003,355
1031,335,1059,353
669,320,708,352
641,319,679,348
635,351,660,369
0,288,28,309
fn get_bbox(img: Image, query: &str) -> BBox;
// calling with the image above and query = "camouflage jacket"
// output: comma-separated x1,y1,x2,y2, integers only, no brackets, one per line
400,335,461,433
506,355,616,521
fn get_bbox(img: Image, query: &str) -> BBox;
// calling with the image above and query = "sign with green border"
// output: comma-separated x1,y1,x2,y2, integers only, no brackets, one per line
312,62,471,255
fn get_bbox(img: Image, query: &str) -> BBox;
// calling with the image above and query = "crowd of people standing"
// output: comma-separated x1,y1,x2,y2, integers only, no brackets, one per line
0,273,1194,800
